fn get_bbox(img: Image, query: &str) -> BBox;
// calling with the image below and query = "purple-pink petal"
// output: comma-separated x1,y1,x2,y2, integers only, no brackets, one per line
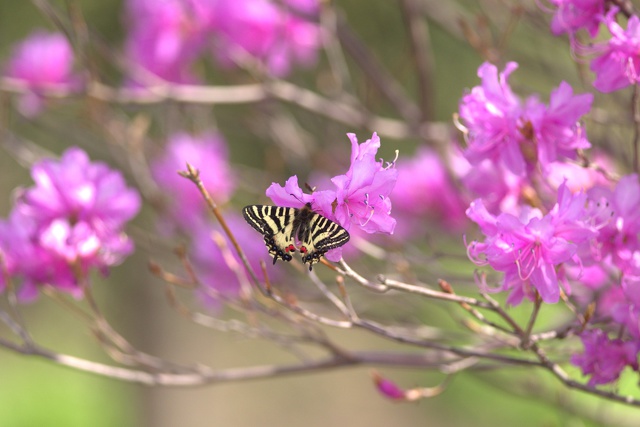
265,175,313,208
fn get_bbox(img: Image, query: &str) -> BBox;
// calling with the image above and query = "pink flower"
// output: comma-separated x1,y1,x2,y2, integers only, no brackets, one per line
332,133,398,235
3,30,79,116
393,147,468,234
460,62,593,175
459,62,524,174
602,278,640,339
151,132,235,233
211,0,321,77
265,175,315,208
590,8,640,92
467,183,595,304
8,147,141,299
124,0,213,84
267,133,397,235
548,0,605,37
545,153,613,193
588,174,640,272
0,211,76,300
265,132,397,262
571,329,639,386
527,82,592,166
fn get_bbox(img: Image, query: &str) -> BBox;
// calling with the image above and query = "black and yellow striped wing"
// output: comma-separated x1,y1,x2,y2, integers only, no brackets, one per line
242,203,350,271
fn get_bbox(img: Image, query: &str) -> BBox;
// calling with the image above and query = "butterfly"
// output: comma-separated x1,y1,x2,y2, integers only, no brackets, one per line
242,203,350,271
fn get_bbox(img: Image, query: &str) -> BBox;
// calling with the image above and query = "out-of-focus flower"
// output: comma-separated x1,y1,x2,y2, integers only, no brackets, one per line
600,278,640,339
191,215,279,308
467,183,595,304
7,147,141,300
123,0,321,81
151,131,234,233
588,174,640,272
392,147,468,234
545,155,614,193
571,329,639,385
590,8,640,92
0,211,76,300
210,0,321,76
124,0,213,84
548,0,605,37
460,159,526,216
3,30,79,116
451,145,527,216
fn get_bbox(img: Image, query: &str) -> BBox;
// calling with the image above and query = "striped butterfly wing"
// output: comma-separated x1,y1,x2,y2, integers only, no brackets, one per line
243,205,298,264
296,208,350,270
243,203,350,270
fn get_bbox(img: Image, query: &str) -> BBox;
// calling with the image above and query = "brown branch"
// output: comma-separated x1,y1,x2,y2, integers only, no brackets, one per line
335,14,422,127
179,165,261,289
438,279,515,335
400,0,436,121
339,260,494,308
610,0,638,18
0,336,537,387
478,288,640,407
0,77,450,142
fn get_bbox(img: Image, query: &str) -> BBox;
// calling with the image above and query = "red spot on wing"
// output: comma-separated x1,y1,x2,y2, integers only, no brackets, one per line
300,246,308,254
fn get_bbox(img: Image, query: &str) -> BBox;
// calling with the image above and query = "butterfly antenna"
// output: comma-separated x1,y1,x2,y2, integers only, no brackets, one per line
289,192,311,208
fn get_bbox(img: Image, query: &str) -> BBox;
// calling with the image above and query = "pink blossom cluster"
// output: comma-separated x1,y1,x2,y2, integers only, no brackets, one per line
461,58,640,385
265,132,398,261
547,2,640,92
0,148,140,300
540,0,640,388
3,1,321,94
457,61,598,219
124,0,321,83
459,62,592,177
467,182,596,305
2,30,80,116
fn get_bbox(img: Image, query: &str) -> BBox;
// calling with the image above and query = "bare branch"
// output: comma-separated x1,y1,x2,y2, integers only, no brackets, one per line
400,0,436,121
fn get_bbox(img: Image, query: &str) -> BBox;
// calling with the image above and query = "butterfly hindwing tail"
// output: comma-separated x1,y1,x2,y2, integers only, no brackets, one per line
300,212,350,270
243,205,297,264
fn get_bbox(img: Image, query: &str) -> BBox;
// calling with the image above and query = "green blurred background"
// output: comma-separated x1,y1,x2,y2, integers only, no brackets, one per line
0,0,638,426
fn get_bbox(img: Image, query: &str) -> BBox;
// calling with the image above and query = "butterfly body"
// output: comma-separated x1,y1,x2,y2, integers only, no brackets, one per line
243,203,350,270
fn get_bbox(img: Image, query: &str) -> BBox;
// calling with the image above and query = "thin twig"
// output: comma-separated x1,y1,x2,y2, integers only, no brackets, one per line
180,165,261,288
400,0,435,121
334,14,422,127
308,270,352,319
438,279,514,334
522,294,542,349
319,2,354,94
